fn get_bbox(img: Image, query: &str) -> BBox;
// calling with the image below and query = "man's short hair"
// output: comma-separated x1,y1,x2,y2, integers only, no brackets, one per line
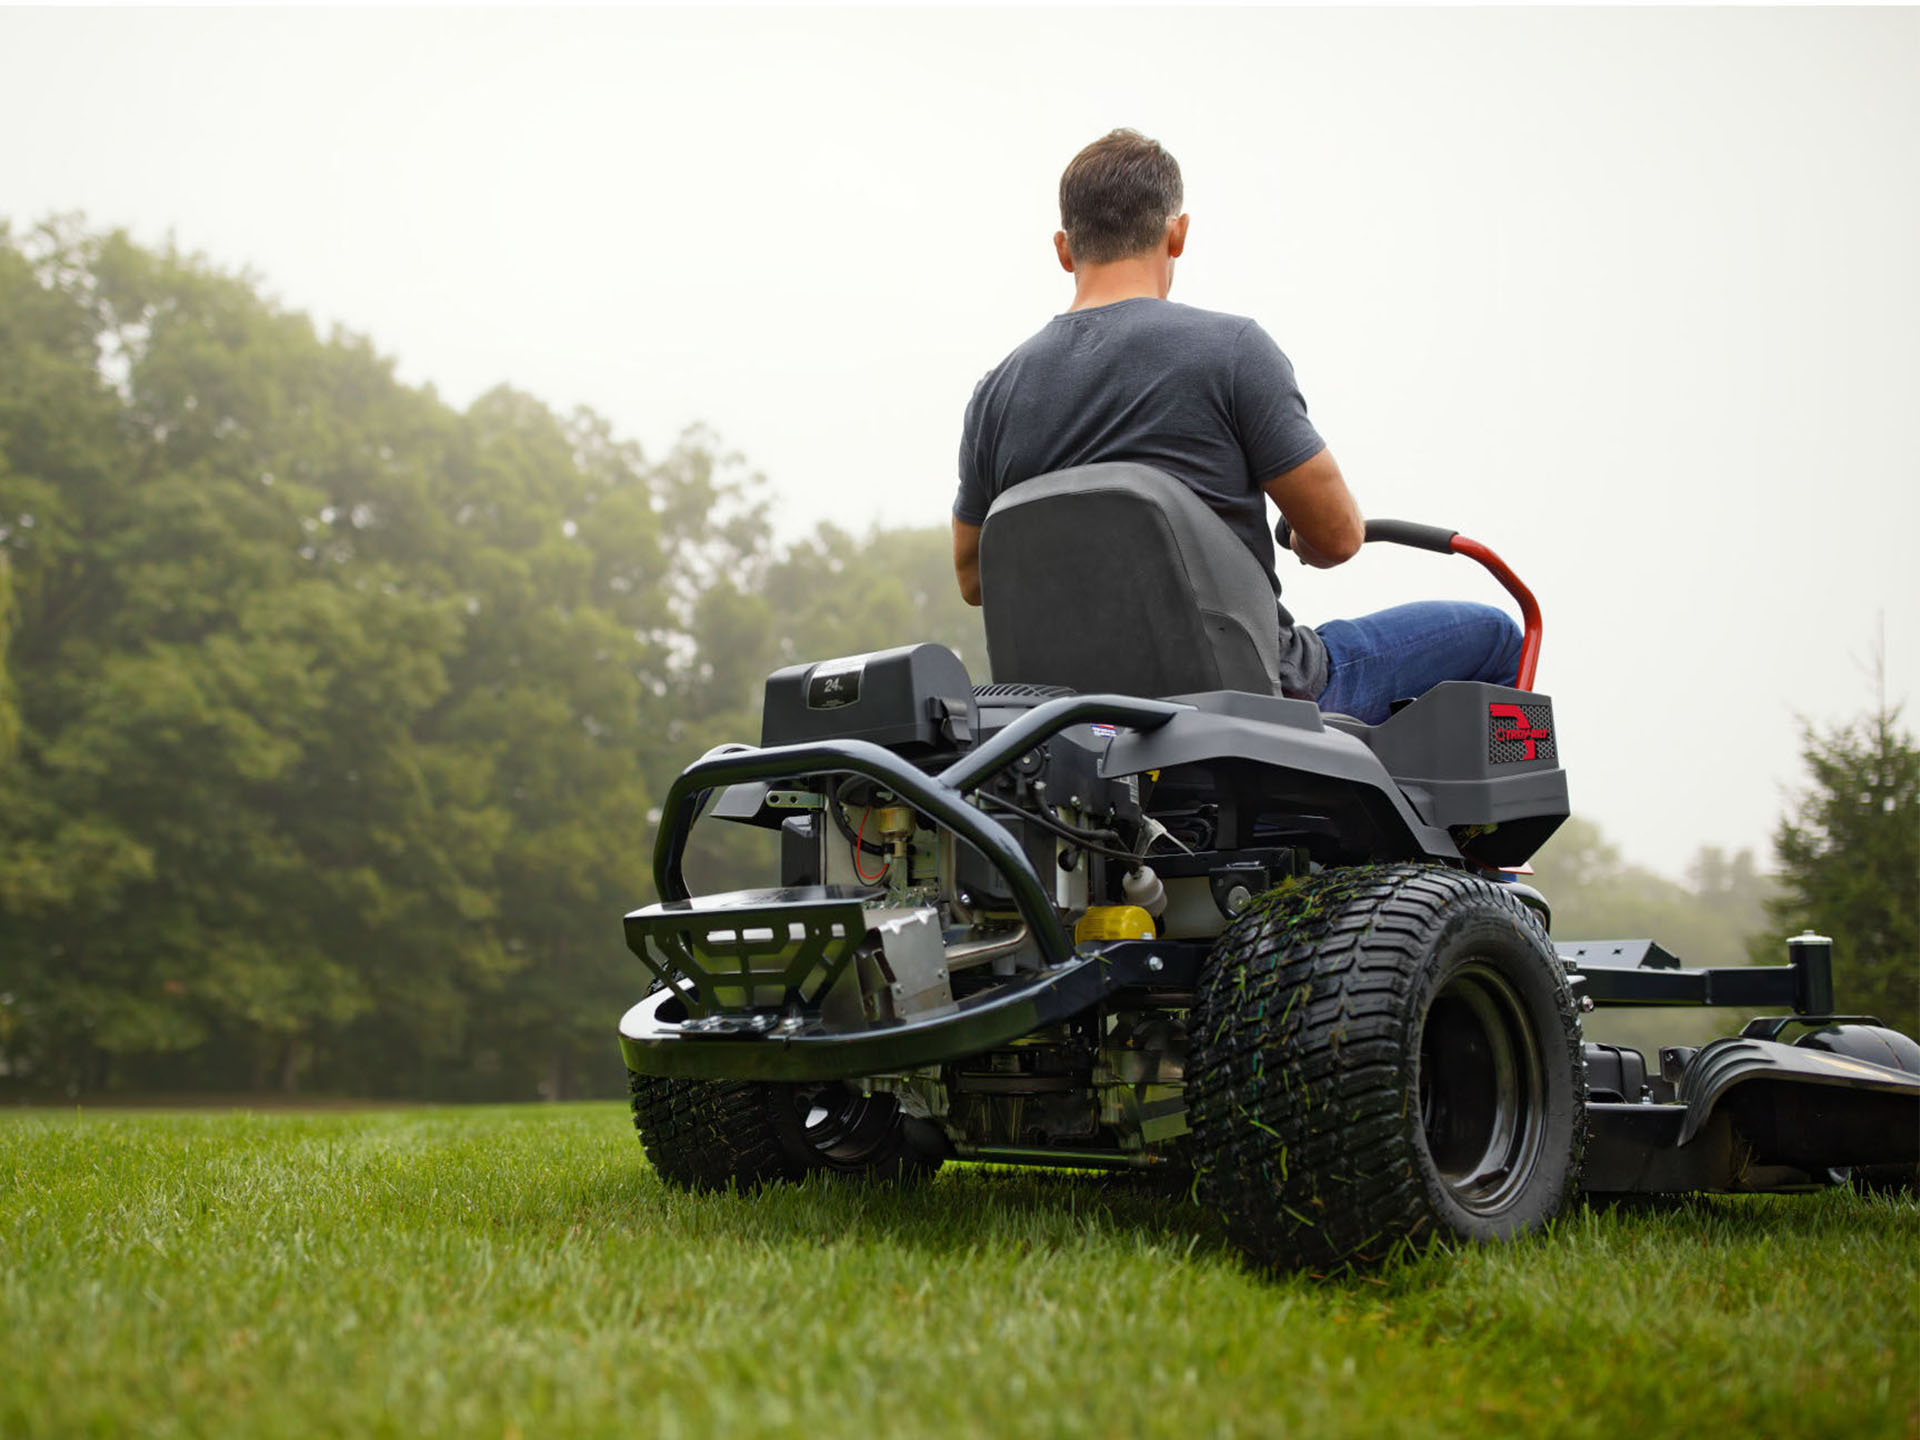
1058,129,1184,266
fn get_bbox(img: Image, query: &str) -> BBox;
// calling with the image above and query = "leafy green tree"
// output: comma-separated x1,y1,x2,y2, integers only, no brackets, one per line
0,219,776,1098
415,402,758,1099
0,548,18,1081
0,218,996,1099
0,550,16,762
1,220,471,1088
1686,845,1772,948
1531,817,1772,972
759,523,986,675
1755,703,1918,1037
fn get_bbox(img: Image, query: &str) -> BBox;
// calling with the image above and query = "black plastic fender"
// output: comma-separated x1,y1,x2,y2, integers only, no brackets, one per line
1100,690,1460,861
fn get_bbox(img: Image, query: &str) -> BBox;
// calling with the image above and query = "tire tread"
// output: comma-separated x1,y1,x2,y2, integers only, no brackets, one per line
628,1073,806,1191
1187,863,1586,1272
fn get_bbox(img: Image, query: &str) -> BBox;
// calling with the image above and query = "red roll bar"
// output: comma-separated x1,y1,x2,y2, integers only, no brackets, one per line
1447,535,1542,692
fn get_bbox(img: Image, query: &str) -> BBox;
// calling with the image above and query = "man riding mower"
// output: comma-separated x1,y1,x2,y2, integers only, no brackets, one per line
616,462,1920,1272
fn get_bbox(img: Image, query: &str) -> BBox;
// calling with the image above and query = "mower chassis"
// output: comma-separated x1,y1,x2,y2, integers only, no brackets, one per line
622,689,1919,1199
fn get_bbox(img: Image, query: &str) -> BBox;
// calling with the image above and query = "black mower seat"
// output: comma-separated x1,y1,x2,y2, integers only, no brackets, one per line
980,463,1289,699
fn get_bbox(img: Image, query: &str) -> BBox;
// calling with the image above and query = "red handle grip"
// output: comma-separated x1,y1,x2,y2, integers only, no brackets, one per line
1447,535,1541,691
1278,516,1543,690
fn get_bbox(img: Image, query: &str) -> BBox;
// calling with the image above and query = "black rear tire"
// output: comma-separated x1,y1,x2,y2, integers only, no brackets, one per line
629,1072,943,1191
1187,864,1586,1272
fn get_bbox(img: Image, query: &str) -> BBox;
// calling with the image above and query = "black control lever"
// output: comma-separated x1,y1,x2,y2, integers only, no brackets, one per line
1274,516,1459,556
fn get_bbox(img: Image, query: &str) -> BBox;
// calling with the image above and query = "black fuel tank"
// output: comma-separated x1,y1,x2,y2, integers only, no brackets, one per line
761,643,975,754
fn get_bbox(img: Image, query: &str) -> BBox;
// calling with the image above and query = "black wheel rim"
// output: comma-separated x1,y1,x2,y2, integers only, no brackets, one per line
790,1084,903,1168
1417,962,1546,1216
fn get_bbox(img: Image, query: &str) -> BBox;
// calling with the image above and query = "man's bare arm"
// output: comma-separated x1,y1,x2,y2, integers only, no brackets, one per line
953,517,983,606
1262,447,1364,569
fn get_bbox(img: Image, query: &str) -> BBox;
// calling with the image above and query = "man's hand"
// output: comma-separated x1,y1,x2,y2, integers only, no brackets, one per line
953,518,983,606
1263,447,1363,569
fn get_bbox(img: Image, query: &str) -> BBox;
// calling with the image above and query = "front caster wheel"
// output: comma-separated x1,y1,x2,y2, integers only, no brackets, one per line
629,1073,943,1191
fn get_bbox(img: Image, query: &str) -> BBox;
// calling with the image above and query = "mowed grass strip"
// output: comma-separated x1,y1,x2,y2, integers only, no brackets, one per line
1,1105,1914,1439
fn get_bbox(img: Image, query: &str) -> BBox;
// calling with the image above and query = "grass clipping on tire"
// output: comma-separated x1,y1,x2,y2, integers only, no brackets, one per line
1187,863,1588,1275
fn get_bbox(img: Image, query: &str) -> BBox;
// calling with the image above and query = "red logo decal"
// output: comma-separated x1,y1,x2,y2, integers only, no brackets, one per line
1489,703,1550,760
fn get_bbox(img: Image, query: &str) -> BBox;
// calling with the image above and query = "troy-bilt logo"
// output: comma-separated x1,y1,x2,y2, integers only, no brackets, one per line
1489,703,1551,761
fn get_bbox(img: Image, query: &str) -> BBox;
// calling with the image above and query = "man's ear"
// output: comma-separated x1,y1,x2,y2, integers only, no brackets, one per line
1167,213,1190,259
1054,230,1075,273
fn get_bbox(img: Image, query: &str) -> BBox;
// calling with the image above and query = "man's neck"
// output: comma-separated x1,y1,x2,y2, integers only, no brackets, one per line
1067,255,1171,312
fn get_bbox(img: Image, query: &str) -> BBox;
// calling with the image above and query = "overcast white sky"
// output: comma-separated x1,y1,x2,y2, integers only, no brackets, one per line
2,6,1914,879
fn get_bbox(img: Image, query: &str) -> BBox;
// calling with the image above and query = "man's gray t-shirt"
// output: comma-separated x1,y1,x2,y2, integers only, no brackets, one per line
954,298,1330,697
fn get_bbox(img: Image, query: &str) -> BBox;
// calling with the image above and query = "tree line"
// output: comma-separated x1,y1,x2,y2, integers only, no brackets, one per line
0,221,1910,1100
0,220,983,1099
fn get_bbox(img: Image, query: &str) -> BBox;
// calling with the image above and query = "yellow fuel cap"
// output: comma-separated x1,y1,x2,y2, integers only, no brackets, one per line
1074,905,1156,943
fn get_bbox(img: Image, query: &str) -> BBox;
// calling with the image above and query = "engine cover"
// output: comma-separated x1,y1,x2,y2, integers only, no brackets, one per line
760,643,975,755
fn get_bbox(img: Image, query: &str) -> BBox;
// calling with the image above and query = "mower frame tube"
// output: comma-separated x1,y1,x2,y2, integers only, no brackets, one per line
619,939,1208,1082
650,694,1192,970
935,693,1188,791
1559,932,1835,1015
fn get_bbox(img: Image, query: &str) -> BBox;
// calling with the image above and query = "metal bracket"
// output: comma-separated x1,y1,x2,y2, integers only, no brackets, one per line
765,789,825,810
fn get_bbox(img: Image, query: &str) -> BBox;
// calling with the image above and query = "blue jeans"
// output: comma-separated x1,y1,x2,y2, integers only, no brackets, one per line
1315,602,1522,726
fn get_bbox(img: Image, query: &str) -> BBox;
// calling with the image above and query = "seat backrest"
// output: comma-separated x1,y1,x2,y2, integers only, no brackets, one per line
980,463,1283,697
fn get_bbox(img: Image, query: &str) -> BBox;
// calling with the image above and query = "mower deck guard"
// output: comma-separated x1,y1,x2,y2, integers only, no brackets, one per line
1585,1036,1920,1193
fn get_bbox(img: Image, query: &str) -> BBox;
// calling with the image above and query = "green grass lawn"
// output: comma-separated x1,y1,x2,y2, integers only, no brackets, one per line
2,1104,1914,1439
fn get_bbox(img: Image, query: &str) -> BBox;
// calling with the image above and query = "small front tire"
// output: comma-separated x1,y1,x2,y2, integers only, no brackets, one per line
629,1072,942,1191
